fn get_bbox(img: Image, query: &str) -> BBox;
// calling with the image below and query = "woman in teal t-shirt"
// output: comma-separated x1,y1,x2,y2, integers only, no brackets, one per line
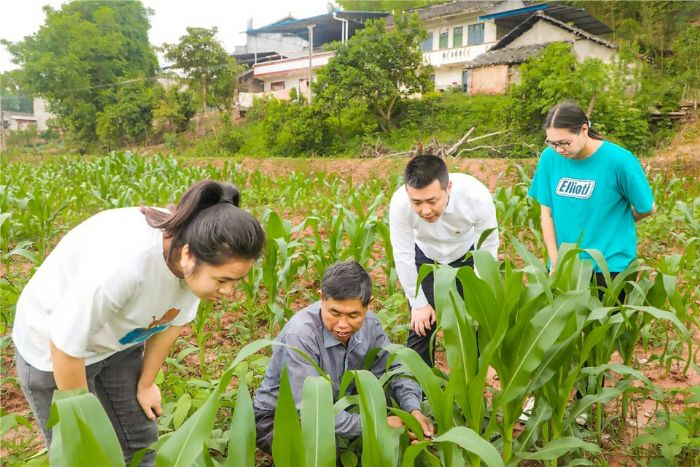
529,101,656,298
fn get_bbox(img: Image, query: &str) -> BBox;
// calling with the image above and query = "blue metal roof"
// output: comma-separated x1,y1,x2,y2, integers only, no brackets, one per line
479,3,612,36
478,3,548,20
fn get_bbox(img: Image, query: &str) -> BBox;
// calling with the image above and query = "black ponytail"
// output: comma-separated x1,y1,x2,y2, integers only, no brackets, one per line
544,101,604,140
141,181,265,266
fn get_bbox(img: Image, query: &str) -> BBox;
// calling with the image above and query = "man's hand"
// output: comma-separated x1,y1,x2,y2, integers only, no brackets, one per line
137,383,162,421
387,415,403,429
411,305,436,337
410,409,434,440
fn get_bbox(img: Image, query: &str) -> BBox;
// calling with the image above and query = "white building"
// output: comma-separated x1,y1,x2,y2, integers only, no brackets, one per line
463,11,617,94
1,97,53,132
390,1,613,91
235,11,387,108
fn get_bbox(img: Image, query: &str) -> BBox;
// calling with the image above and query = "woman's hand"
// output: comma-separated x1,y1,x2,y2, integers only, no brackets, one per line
137,383,162,421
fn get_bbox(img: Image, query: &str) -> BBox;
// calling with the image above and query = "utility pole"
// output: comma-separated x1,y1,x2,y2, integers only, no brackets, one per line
0,74,6,153
307,24,315,105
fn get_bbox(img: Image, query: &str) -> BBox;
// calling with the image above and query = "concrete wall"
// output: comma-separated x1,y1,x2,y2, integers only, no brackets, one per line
32,98,52,131
434,67,465,91
573,39,615,63
468,65,509,95
422,17,497,51
261,72,308,94
244,32,308,58
508,21,572,48
506,21,615,63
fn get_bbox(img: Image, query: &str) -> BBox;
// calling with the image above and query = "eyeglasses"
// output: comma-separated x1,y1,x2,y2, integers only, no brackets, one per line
545,126,584,150
544,138,574,150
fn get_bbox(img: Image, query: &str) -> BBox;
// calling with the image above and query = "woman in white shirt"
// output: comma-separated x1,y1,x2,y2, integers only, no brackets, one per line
12,180,265,466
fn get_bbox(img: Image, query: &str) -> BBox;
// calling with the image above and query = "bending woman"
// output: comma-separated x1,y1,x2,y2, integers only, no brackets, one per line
12,180,265,465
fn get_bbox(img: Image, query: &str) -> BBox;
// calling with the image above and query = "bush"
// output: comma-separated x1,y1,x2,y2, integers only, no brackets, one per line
262,99,335,156
153,87,196,135
96,82,160,149
507,42,655,154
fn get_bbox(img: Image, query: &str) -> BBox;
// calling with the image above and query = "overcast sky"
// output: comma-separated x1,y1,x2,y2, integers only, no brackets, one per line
0,0,333,72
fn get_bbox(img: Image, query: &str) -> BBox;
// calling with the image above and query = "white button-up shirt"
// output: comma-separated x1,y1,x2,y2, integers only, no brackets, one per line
389,173,499,309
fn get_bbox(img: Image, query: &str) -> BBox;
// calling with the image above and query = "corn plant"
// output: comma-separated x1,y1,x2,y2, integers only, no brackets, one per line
259,210,306,333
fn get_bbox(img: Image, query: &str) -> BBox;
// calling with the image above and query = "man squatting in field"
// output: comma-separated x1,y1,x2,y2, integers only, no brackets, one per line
389,155,499,366
252,261,434,454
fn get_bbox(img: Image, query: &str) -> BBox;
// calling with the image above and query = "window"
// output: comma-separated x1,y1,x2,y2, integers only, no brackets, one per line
420,32,433,52
468,23,485,44
271,81,285,91
453,26,463,48
462,70,468,93
439,31,449,49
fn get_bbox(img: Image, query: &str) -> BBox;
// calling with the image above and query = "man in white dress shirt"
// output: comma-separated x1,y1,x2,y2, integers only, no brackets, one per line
389,155,499,366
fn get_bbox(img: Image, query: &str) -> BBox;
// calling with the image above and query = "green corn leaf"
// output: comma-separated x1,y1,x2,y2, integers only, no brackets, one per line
272,366,306,466
48,389,124,467
352,370,398,467
514,436,600,460
172,393,192,430
433,426,505,467
301,376,336,467
226,378,255,467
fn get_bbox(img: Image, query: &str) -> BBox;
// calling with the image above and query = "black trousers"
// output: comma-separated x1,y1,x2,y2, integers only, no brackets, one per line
407,245,473,367
594,271,625,303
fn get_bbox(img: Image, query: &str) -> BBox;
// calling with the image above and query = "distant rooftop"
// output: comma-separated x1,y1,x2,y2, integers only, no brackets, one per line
491,11,617,50
464,42,549,68
479,3,612,36
245,11,389,46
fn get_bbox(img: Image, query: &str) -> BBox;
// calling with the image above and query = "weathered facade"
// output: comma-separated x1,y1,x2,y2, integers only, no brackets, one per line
463,12,617,95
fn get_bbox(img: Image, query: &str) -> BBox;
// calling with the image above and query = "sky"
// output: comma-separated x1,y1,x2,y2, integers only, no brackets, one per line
0,0,333,72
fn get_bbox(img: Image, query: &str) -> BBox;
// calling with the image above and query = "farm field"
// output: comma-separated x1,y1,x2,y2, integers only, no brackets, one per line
1,127,699,466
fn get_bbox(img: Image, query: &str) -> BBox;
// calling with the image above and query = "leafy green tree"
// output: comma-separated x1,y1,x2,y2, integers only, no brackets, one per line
570,1,700,68
2,1,158,148
314,14,432,132
670,25,700,102
153,87,196,134
96,82,160,149
258,98,335,156
161,27,244,113
508,43,604,134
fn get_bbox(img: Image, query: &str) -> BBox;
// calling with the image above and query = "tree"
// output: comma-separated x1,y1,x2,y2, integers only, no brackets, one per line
153,87,196,134
670,25,700,103
314,14,432,132
161,27,244,113
96,82,160,149
2,1,158,148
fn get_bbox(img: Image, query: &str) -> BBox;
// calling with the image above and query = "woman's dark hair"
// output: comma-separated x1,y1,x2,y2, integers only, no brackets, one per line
544,101,604,140
404,154,449,190
321,261,372,307
141,181,265,268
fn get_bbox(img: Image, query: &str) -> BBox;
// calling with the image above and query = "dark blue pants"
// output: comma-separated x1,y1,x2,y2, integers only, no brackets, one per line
407,245,473,367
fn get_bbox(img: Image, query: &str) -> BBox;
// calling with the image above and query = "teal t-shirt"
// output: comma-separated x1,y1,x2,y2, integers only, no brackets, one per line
528,141,654,272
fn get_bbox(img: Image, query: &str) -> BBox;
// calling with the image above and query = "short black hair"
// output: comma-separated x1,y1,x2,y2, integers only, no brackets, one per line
403,155,449,190
321,261,372,307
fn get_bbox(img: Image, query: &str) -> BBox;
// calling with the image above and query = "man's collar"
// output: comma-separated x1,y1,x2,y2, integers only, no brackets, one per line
443,191,455,214
322,326,344,348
